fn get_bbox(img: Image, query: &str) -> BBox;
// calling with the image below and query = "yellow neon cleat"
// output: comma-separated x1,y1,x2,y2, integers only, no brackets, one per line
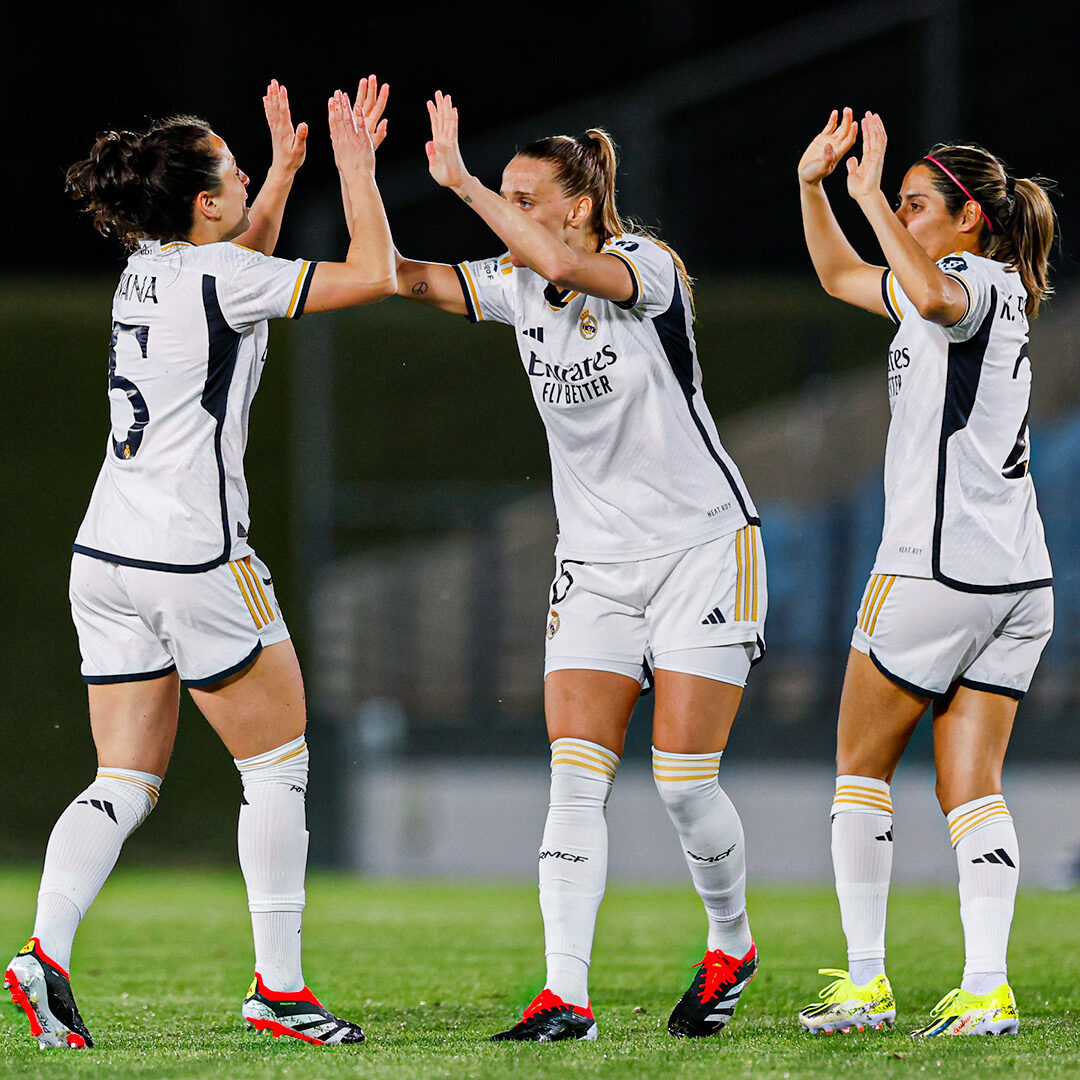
798,968,896,1034
910,984,1018,1037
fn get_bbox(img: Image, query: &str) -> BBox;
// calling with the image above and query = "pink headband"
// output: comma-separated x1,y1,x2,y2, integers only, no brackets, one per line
924,155,994,233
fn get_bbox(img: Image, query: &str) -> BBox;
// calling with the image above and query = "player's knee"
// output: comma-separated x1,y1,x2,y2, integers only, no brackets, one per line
234,735,309,798
88,766,163,830
652,748,727,825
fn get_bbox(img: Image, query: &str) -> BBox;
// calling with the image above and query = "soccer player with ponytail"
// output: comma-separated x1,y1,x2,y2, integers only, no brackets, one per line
5,82,396,1049
796,109,1057,1037
369,81,766,1041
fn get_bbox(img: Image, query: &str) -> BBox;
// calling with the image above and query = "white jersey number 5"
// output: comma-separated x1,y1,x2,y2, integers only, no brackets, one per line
108,321,151,460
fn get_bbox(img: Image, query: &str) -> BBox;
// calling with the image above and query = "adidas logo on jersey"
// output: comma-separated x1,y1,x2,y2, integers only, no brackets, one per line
701,607,726,625
77,799,117,822
522,326,544,342
972,848,1015,867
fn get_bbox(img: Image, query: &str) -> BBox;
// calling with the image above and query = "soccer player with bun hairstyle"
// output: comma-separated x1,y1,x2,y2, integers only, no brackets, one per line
358,80,765,1041
795,109,1057,1038
4,81,396,1049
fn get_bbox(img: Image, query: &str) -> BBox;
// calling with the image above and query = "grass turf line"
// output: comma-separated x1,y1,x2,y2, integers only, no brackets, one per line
1,867,1079,1079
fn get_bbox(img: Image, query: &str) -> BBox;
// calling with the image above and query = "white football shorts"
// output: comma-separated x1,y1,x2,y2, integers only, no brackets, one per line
70,551,290,687
851,572,1053,700
544,525,767,687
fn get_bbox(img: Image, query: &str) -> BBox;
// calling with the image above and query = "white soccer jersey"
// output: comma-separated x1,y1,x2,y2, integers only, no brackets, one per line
455,235,758,561
875,252,1051,591
74,240,316,571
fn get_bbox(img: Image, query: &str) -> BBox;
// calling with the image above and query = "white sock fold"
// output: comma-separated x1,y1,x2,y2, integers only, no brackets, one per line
33,767,162,971
538,737,618,1008
947,794,1018,991
235,735,309,992
831,774,893,975
652,747,752,957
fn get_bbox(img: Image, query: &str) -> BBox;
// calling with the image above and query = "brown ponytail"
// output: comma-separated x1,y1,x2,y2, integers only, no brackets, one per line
66,116,221,249
922,143,1059,317
517,127,696,314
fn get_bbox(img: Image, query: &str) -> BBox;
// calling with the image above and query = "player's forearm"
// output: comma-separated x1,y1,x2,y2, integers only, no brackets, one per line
450,175,576,285
799,180,867,296
233,167,298,254
338,169,354,237
856,191,964,323
341,170,397,292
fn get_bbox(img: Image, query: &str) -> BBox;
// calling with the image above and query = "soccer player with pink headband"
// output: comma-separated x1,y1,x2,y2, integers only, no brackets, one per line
795,109,1058,1037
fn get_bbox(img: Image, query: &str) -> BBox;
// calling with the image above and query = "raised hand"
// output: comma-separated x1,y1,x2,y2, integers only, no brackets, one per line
354,74,389,151
798,108,858,185
328,90,374,176
847,111,887,201
425,91,470,190
263,79,308,174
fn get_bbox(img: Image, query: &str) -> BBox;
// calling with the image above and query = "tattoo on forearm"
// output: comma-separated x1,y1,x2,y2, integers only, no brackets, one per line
412,281,429,295
463,195,473,204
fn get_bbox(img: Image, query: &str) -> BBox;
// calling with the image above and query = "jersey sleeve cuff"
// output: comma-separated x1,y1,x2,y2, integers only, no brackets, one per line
943,271,973,327
453,263,483,323
881,269,902,325
604,250,642,309
288,261,317,319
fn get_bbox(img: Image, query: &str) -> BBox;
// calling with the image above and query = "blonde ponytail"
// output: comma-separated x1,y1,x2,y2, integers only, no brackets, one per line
518,127,696,314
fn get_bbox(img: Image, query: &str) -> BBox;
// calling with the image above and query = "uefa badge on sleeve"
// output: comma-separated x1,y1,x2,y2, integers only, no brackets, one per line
546,609,561,639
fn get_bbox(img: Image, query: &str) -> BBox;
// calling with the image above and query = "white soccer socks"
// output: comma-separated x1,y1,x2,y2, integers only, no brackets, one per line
538,738,619,1008
33,767,161,971
947,795,1018,994
235,735,310,993
653,748,752,956
831,775,893,984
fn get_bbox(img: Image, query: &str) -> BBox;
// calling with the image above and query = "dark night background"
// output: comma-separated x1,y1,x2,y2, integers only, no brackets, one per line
9,2,1080,278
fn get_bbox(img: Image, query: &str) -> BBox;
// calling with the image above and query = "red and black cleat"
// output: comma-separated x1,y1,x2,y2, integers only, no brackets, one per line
491,988,598,1042
668,941,758,1037
4,937,93,1049
242,973,365,1044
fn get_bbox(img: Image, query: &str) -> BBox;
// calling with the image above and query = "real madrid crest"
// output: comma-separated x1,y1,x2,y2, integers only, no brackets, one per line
579,308,598,340
546,609,561,639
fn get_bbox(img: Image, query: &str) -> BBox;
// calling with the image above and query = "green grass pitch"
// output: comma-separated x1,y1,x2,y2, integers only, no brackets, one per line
2,866,1080,1079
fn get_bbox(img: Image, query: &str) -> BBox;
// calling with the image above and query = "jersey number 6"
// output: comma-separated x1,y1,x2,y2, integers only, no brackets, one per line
108,321,151,460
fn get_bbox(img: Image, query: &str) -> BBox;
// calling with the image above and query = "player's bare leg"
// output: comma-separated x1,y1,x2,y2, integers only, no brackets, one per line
6,674,179,1048
189,639,363,1043
650,670,756,1037
493,670,637,1042
800,651,929,1033
189,639,305,759
907,687,1022,1035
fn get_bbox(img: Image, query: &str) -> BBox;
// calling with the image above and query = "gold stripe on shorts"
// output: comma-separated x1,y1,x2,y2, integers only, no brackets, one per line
229,560,263,629
733,526,761,622
750,526,760,622
239,557,274,624
858,575,881,632
867,576,895,636
734,529,744,621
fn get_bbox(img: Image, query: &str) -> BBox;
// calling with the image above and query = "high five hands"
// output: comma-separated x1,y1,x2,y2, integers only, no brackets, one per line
798,108,887,201
845,112,887,202
263,79,309,175
327,89,375,174
353,75,390,152
426,91,470,191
